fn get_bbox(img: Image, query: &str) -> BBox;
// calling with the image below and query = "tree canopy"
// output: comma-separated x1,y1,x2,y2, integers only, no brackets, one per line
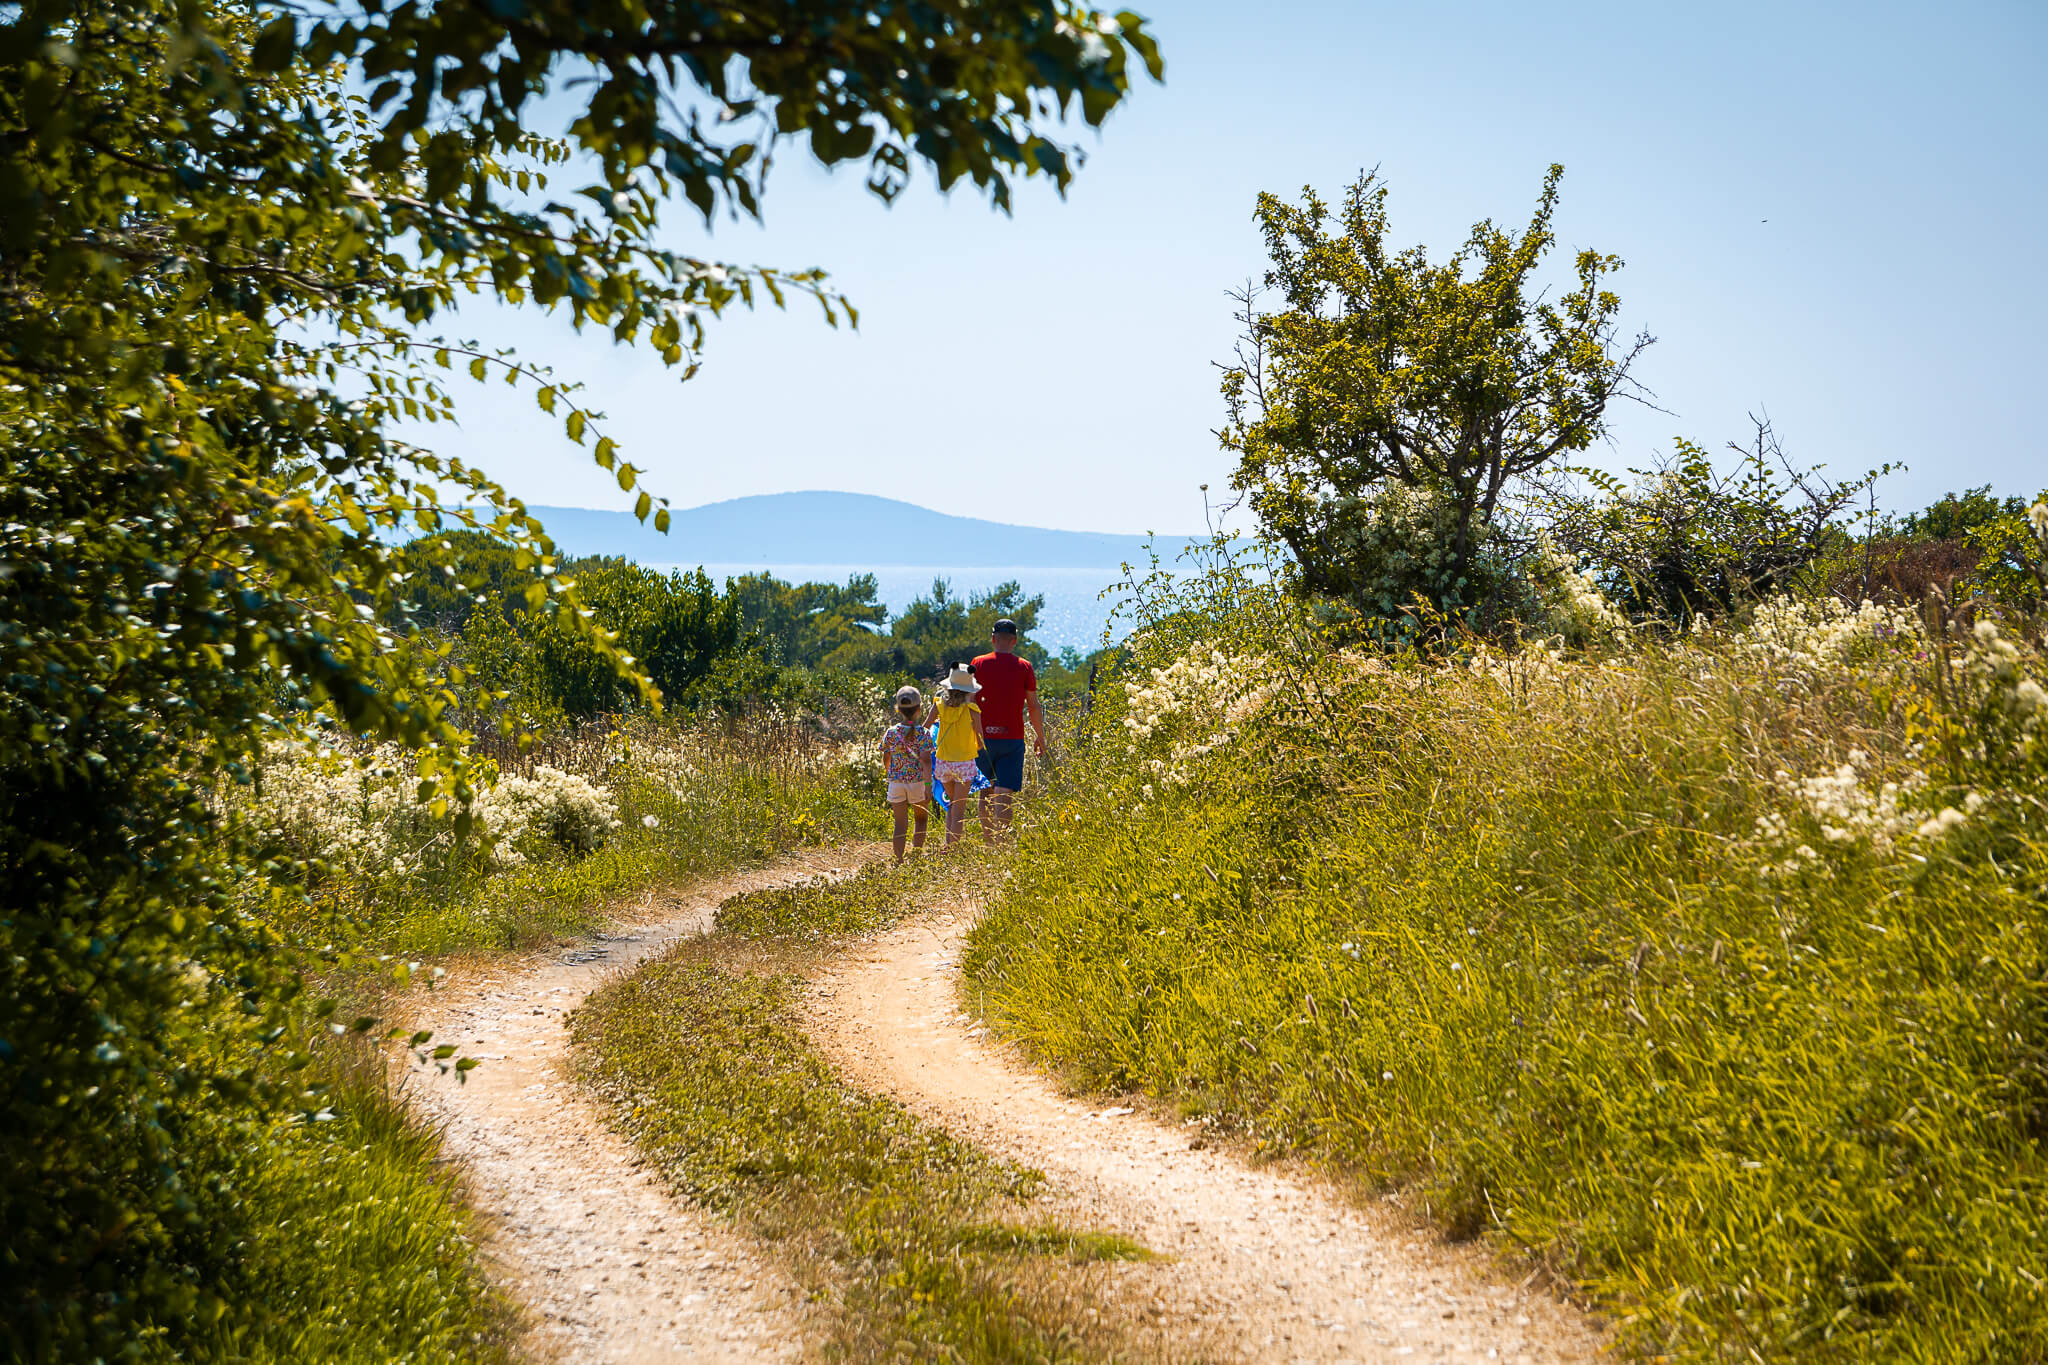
0,0,1161,1348
1221,166,1648,619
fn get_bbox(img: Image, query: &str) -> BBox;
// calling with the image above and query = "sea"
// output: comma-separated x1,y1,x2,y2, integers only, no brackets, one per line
654,563,1134,655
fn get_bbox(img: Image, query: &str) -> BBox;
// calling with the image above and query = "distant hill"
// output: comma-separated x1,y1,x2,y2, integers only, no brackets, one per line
525,492,1198,569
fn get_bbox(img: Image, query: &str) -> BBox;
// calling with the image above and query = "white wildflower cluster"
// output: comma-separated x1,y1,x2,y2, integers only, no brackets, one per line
1775,749,1925,850
1750,749,1979,876
611,734,700,800
1734,597,1922,680
474,766,619,866
244,740,446,877
1956,618,2048,772
1965,619,2048,730
243,741,621,877
1120,645,1270,787
1529,532,1628,646
1122,646,1267,740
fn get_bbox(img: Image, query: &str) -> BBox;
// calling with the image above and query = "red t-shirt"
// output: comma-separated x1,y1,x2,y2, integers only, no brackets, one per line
971,651,1037,739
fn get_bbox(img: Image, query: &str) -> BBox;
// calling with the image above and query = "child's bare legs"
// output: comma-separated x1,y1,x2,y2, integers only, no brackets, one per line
942,779,971,844
891,799,928,863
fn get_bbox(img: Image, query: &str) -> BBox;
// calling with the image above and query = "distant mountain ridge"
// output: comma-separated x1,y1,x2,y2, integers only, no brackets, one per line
526,492,1198,569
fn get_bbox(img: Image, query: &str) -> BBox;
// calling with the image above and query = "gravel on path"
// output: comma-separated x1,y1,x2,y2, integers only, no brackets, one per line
399,849,878,1363
806,902,1610,1365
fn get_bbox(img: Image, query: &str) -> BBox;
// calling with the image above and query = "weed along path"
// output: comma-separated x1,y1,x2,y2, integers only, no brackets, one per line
808,904,1607,1364
401,849,878,1363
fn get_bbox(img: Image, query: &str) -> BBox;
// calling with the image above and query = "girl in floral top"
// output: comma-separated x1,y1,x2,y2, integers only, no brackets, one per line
879,685,935,863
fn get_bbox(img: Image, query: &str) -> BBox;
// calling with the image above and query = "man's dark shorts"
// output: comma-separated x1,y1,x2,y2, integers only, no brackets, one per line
977,737,1026,792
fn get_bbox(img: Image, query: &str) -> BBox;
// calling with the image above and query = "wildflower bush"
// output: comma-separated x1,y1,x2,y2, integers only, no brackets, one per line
241,709,890,956
964,528,2048,1360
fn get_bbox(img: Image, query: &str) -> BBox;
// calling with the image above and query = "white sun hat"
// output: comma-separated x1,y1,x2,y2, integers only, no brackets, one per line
945,663,981,693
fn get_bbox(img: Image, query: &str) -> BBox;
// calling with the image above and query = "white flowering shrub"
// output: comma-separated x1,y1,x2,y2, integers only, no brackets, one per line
243,740,451,879
1117,644,1272,789
1953,618,2048,780
1733,598,2047,873
1733,595,1923,681
241,741,621,880
1528,531,1629,647
475,766,619,866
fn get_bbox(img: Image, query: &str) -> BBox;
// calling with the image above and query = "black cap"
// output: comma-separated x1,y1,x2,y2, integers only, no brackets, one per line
991,617,1018,635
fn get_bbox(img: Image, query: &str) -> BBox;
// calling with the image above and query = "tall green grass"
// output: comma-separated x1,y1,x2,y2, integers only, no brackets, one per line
964,623,2048,1360
114,1059,517,1362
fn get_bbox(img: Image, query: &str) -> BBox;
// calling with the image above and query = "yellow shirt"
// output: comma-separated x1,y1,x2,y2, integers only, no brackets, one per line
934,701,981,762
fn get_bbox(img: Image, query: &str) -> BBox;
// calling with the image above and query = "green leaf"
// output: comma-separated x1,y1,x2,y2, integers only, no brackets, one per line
251,13,298,72
566,410,586,444
469,355,488,381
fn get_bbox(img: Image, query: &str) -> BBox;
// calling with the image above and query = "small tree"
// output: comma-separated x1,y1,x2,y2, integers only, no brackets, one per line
1220,165,1649,620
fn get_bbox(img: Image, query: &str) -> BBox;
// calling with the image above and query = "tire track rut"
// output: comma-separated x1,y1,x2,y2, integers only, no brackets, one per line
806,902,1607,1363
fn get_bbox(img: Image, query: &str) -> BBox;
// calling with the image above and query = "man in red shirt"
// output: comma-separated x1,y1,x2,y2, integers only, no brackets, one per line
972,616,1046,837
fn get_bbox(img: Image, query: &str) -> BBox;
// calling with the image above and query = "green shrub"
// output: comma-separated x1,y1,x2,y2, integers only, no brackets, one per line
964,591,2048,1360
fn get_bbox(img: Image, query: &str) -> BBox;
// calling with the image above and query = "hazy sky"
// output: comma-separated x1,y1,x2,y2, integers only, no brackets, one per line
416,0,2047,536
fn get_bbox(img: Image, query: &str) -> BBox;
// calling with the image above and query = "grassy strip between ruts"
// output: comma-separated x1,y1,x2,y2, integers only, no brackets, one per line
567,919,1155,1364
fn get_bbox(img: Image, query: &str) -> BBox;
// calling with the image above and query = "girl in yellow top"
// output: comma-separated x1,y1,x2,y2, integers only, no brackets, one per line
927,662,985,846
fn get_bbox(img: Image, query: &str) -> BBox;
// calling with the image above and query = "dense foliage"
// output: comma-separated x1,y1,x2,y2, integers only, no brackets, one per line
1546,418,1885,623
0,0,1161,1348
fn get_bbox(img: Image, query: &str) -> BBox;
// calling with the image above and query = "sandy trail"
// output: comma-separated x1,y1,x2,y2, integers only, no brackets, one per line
808,901,1608,1364
401,849,875,1363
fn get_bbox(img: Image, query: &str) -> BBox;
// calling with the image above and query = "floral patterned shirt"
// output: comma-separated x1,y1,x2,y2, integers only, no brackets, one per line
879,721,935,784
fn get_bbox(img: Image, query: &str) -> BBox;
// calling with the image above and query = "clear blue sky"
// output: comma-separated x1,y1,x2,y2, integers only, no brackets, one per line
419,0,2047,537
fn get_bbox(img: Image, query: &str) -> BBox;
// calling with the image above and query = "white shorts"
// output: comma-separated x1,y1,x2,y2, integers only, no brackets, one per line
887,780,930,806
935,759,980,785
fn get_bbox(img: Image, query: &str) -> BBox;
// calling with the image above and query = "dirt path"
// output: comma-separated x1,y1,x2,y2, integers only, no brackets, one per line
808,902,1608,1364
401,849,877,1363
